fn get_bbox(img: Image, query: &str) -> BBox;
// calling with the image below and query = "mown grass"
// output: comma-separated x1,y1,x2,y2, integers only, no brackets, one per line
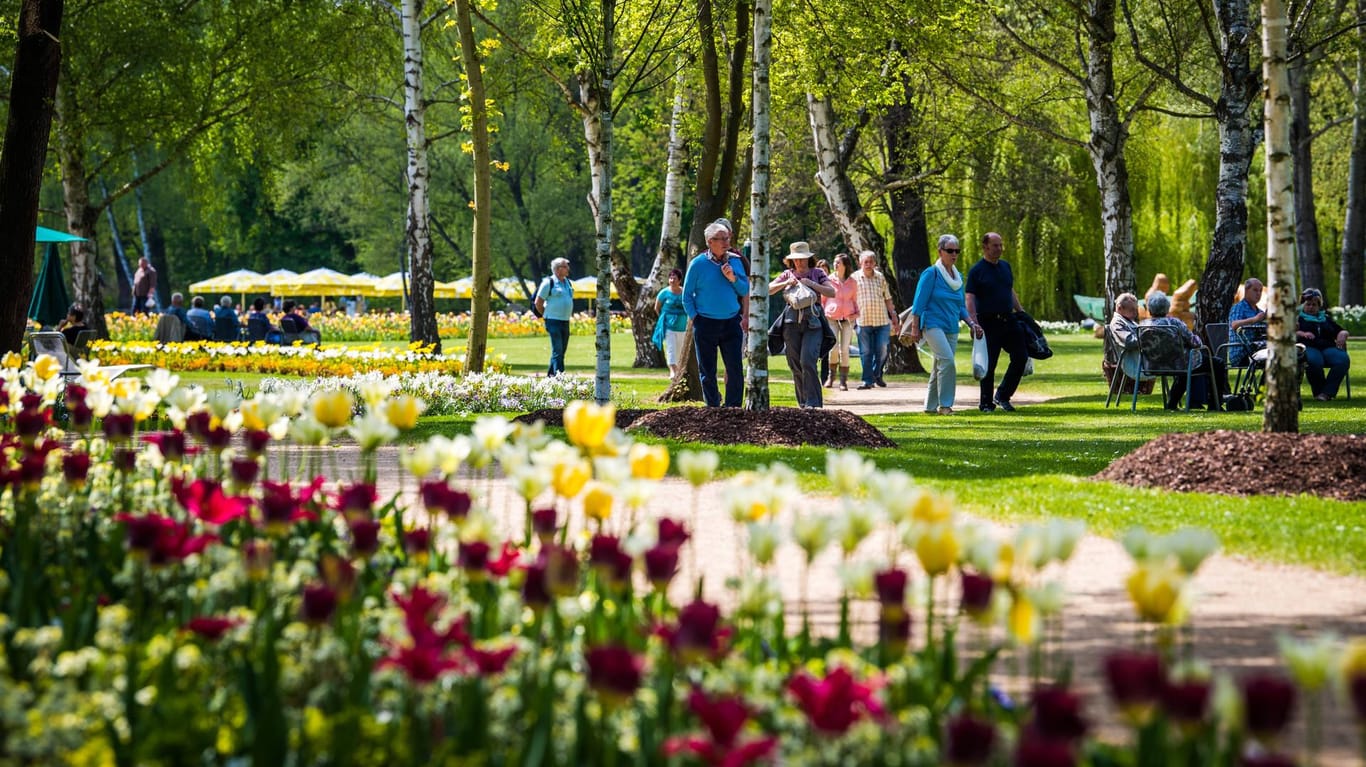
155,331,1365,575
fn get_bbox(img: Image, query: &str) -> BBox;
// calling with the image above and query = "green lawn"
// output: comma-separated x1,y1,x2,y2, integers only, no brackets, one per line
161,331,1365,575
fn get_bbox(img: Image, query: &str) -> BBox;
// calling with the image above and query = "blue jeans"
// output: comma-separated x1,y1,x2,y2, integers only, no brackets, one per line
857,323,891,386
545,318,570,375
693,314,744,407
1304,346,1349,398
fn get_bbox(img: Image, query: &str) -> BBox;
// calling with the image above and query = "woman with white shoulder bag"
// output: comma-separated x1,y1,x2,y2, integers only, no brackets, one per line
769,242,836,408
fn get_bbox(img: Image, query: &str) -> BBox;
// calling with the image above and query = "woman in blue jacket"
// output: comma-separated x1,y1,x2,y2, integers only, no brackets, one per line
905,234,982,415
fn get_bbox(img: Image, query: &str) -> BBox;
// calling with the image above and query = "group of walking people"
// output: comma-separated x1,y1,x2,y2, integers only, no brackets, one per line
536,219,1037,413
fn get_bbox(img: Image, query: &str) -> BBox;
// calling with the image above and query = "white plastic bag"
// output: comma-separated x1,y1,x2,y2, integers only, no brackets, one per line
971,335,988,381
1023,358,1034,377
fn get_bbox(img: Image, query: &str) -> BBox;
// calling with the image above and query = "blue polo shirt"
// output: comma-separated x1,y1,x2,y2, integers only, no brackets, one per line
682,252,750,320
536,276,574,321
965,258,1016,314
911,267,970,332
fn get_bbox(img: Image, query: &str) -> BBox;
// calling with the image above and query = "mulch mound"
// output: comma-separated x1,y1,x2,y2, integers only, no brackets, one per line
1094,430,1366,501
515,406,896,448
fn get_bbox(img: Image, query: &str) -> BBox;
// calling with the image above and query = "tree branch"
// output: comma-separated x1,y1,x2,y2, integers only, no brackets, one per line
1309,114,1353,141
991,11,1086,86
926,60,1086,149
469,5,588,117
1120,0,1215,108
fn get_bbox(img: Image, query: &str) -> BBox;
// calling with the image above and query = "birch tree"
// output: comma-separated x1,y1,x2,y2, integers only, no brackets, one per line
394,0,441,350
1261,0,1299,432
744,0,771,412
1341,0,1366,305
0,0,62,353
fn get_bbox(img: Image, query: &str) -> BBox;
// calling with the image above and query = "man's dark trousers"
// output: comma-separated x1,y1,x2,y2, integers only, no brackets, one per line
979,312,1028,406
693,314,744,407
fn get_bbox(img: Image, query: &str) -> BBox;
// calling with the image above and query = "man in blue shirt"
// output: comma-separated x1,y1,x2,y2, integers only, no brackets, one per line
682,221,751,406
965,232,1028,412
185,296,214,341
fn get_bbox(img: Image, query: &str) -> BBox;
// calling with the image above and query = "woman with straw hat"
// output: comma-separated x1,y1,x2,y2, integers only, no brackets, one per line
769,242,836,407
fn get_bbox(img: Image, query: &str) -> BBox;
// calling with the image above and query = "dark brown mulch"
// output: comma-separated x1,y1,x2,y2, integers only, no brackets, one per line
515,406,897,448
1094,430,1366,501
627,406,897,448
515,408,657,429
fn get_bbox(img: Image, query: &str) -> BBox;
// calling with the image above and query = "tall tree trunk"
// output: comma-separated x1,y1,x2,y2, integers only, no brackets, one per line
686,0,749,253
1084,0,1139,317
1261,0,1298,432
101,181,134,315
881,86,928,376
454,0,491,371
744,0,771,412
1197,0,1261,331
56,80,108,337
1288,56,1324,292
401,0,440,351
1341,0,1366,306
622,70,690,369
0,0,63,353
580,0,616,404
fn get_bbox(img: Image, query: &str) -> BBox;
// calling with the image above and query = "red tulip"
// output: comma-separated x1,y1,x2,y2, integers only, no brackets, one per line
465,644,518,675
661,688,777,767
258,479,322,532
487,541,521,577
185,616,240,641
787,666,887,735
142,430,188,462
114,513,217,566
185,411,212,442
173,477,252,526
403,528,431,559
112,447,138,473
661,600,730,664
333,482,377,520
376,642,461,683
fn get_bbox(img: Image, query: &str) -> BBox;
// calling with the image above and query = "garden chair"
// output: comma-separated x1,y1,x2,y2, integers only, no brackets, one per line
153,314,185,343
1132,325,1206,411
246,316,271,342
71,329,98,359
26,331,151,382
278,314,303,345
213,313,244,342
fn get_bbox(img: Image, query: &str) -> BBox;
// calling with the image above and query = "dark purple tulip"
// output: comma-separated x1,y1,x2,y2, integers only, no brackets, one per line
301,583,338,625
522,561,551,609
404,528,431,557
348,518,382,557
960,570,994,616
421,480,472,519
1242,674,1296,740
585,644,642,704
1161,677,1212,726
588,534,632,586
230,457,260,487
879,612,911,653
63,384,87,408
14,408,49,441
1103,651,1165,712
243,429,271,456
185,411,212,441
334,482,376,519
944,714,996,766
643,544,679,588
874,568,908,608
459,540,491,574
102,412,135,443
1350,674,1366,725
1030,685,1088,741
1240,753,1298,767
673,600,723,660
142,430,186,462
531,507,558,541
113,447,138,473
1014,732,1075,767
68,402,93,430
542,544,579,597
62,452,92,486
657,517,690,547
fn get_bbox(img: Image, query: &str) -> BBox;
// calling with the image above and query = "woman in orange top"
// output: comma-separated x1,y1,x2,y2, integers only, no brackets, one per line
824,253,860,390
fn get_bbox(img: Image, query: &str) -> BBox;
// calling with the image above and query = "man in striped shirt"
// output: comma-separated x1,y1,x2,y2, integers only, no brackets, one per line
852,251,900,390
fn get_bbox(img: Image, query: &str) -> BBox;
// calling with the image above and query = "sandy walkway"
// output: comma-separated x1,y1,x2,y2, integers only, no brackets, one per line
287,440,1366,763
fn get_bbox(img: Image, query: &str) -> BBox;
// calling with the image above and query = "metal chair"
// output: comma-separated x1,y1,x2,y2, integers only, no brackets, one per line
27,331,81,379
246,316,271,342
71,329,98,359
1134,325,1205,411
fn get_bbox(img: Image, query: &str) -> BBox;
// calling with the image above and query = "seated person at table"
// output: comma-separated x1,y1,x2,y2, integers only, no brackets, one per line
1227,278,1267,366
1143,291,1225,410
186,296,214,341
59,307,89,347
1296,288,1351,401
280,300,321,342
1108,292,1143,383
213,296,242,341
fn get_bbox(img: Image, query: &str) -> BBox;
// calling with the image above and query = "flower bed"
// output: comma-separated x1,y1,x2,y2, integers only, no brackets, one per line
1,356,1363,765
106,310,627,343
1331,305,1366,337
87,339,511,378
258,372,597,416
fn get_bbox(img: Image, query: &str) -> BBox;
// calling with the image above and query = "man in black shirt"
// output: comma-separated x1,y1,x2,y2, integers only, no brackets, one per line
965,232,1029,412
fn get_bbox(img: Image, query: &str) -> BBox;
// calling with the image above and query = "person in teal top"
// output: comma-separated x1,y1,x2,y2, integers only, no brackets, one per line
653,268,689,377
535,258,574,375
906,234,982,414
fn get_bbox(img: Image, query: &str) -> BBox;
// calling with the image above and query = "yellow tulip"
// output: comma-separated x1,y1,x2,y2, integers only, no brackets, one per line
563,400,615,450
32,354,61,381
2,351,23,369
1341,637,1366,679
552,460,591,499
384,395,425,430
909,489,953,524
310,389,355,429
628,443,669,480
581,481,614,522
239,400,267,432
1007,592,1040,645
914,523,961,577
1125,559,1186,625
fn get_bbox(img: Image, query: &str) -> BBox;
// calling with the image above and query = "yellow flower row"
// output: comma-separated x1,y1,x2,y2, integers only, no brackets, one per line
87,340,510,377
105,310,629,342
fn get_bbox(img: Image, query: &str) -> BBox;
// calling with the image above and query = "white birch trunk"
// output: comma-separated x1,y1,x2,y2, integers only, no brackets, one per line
1340,0,1366,306
808,94,881,256
1261,0,1298,432
745,0,772,412
646,69,688,301
56,82,108,336
580,72,614,403
401,0,440,349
